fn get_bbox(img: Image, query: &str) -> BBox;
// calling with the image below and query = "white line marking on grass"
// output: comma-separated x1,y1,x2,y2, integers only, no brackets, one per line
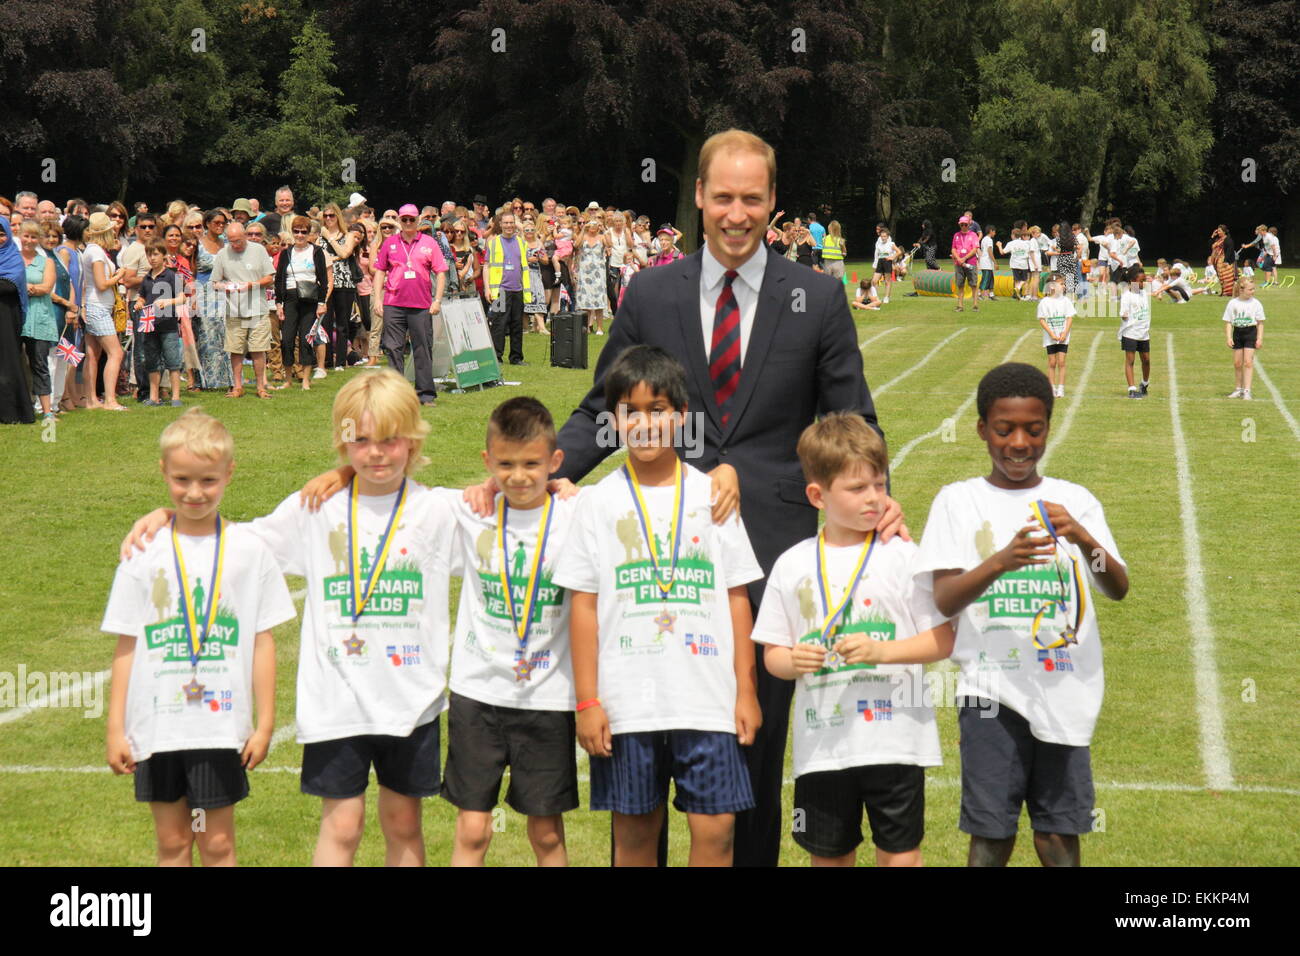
859,326,901,350
873,328,968,398
1038,331,1103,474
891,330,1035,472
268,722,297,753
0,670,109,726
1168,335,1234,791
1253,361,1300,443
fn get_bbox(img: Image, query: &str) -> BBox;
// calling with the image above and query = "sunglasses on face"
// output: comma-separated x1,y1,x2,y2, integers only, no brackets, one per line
211,220,227,227
109,214,125,220
323,213,336,219
292,229,309,235
399,217,417,223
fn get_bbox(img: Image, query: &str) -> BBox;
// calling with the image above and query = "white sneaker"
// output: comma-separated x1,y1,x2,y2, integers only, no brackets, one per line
596,330,604,336
1242,389,1252,401
883,297,890,304
313,367,327,380
1227,388,1243,399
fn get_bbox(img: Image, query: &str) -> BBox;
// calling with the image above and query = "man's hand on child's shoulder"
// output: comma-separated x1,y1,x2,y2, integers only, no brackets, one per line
875,495,910,544
708,464,740,524
549,477,579,500
119,508,175,561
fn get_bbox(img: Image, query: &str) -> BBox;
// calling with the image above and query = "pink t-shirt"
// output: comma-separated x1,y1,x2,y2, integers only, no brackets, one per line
374,233,448,308
951,230,979,265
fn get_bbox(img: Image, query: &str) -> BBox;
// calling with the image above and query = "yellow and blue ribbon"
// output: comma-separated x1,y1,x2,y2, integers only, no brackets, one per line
623,460,685,599
816,529,877,647
347,477,408,622
171,516,226,669
496,494,555,662
1028,499,1085,650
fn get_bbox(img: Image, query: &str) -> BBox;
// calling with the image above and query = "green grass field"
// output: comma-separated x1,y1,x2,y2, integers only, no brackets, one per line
2,264,1297,866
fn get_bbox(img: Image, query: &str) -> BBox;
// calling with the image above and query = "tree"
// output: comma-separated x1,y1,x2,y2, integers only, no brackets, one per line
967,0,1212,230
221,13,360,208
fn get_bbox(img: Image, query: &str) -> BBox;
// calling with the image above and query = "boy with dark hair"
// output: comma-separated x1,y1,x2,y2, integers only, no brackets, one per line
133,238,187,407
913,362,1129,867
553,345,763,866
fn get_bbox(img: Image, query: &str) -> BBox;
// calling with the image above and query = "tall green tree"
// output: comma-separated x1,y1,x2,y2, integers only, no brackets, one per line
221,12,360,208
967,0,1212,229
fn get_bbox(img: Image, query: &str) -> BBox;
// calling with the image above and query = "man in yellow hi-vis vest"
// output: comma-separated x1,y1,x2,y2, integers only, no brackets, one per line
484,211,533,365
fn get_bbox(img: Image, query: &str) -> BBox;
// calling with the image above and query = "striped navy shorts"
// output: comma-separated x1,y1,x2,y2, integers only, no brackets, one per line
590,730,754,816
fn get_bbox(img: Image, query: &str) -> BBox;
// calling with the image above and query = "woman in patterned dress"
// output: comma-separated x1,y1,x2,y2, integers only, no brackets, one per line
574,218,610,335
190,209,233,391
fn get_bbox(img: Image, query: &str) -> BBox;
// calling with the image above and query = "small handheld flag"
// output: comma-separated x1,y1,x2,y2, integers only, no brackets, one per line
56,337,85,367
137,305,156,333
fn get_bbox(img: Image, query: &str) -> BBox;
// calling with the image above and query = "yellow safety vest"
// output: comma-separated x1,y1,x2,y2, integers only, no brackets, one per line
486,235,534,304
822,235,845,260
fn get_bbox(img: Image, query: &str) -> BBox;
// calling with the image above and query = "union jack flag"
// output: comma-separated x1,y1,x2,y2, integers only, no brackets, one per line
56,337,85,367
137,305,156,333
306,318,327,344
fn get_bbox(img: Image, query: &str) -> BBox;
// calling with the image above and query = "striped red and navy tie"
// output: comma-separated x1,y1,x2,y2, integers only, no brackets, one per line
709,269,741,425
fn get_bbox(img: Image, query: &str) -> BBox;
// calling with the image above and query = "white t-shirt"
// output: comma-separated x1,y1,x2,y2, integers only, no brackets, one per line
1037,295,1076,346
285,246,315,291
1091,234,1116,265
1119,289,1151,340
1222,297,1265,328
1074,233,1088,259
751,536,948,777
249,483,457,743
1264,234,1281,261
1113,234,1140,267
874,237,897,262
551,464,763,735
102,525,296,761
1007,239,1030,270
913,477,1125,746
1027,237,1042,268
441,490,577,711
978,235,995,270
82,243,118,310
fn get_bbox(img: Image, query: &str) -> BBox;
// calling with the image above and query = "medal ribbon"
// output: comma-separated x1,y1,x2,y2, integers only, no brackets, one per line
1028,499,1086,650
622,459,685,598
172,516,226,669
816,529,877,647
496,493,555,652
348,477,408,623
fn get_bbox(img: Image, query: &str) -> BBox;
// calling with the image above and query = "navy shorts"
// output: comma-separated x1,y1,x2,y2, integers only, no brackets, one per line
1012,268,1029,282
1260,255,1275,271
590,730,754,816
1120,336,1150,353
874,258,894,275
793,764,925,857
141,330,183,373
301,719,440,799
1231,325,1259,350
958,699,1094,838
442,691,578,816
1045,343,1069,355
134,748,248,809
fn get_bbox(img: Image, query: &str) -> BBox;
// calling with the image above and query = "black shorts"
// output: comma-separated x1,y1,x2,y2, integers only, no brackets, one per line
793,764,925,857
134,749,248,809
1045,343,1069,355
300,719,441,799
958,699,1094,838
1012,268,1029,282
875,258,894,275
1120,336,1150,353
1260,255,1275,271
442,691,578,816
1231,325,1259,349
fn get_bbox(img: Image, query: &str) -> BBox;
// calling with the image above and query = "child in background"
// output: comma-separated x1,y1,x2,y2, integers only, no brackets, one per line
753,413,954,867
104,410,294,865
1037,275,1075,398
1224,278,1265,400
913,363,1129,867
133,239,188,407
1118,270,1152,399
874,226,899,304
979,226,997,301
553,345,763,867
852,279,882,311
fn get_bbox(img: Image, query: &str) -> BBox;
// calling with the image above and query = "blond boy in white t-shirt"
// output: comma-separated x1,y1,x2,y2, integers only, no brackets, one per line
105,410,295,866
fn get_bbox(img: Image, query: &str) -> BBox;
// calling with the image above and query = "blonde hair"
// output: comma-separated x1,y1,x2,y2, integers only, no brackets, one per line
698,128,777,190
160,408,234,463
828,220,842,237
332,370,431,475
18,220,41,238
797,412,888,488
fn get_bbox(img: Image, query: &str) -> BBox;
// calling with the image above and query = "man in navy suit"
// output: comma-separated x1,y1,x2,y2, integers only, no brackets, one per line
554,128,905,866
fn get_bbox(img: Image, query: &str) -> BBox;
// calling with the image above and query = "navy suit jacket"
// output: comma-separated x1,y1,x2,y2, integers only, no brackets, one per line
555,248,881,603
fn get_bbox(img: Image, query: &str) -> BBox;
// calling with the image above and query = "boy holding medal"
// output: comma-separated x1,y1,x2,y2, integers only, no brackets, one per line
122,371,458,866
104,410,295,865
751,413,955,866
552,345,764,866
913,363,1129,866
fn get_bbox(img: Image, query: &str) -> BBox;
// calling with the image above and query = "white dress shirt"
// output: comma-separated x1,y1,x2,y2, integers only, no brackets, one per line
699,240,766,366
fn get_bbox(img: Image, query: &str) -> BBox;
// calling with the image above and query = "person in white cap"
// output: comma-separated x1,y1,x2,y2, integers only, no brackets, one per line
348,192,366,209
